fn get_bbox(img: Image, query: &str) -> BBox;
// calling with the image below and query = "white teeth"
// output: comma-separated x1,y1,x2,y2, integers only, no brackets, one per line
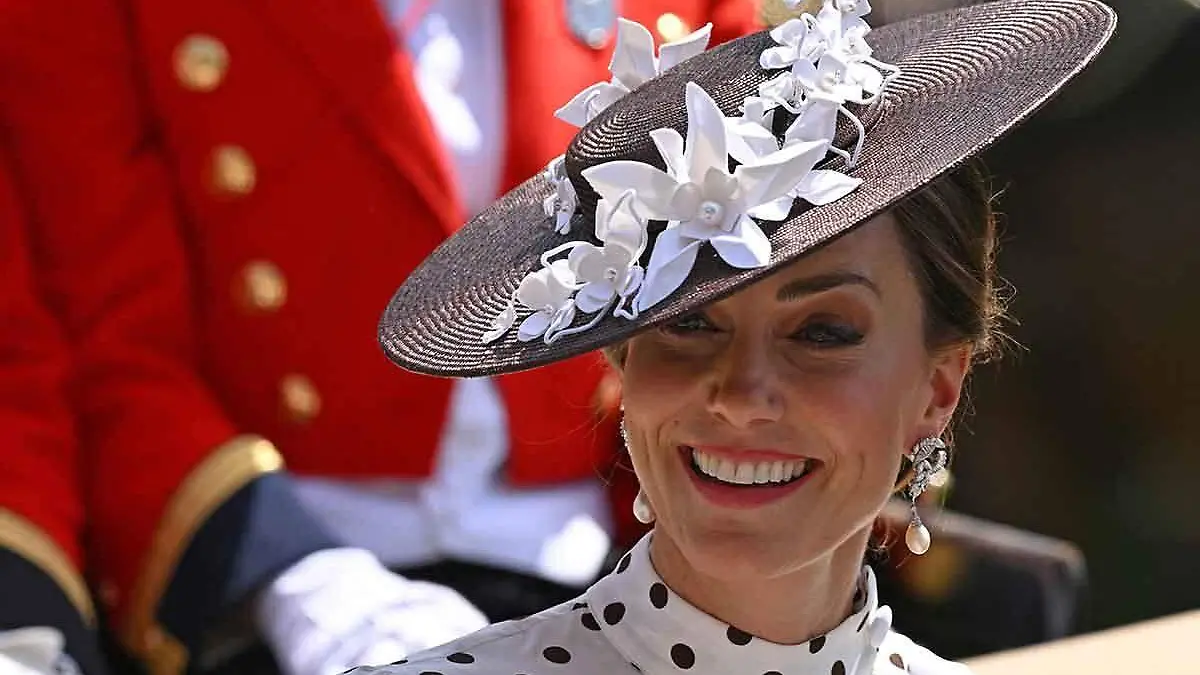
754,463,771,484
689,447,810,486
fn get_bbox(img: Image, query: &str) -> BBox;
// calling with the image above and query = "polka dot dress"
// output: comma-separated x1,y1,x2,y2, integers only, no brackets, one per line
347,535,972,675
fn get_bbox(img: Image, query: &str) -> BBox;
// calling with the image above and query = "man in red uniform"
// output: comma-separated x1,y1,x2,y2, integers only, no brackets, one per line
0,147,108,675
0,2,760,674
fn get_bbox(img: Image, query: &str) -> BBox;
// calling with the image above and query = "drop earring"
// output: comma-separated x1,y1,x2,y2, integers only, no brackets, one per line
632,488,656,524
903,436,949,555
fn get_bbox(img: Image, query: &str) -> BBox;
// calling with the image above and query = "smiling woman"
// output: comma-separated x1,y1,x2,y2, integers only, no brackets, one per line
362,1,1116,674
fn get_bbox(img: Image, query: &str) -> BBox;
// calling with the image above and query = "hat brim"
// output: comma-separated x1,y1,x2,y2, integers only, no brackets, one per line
379,0,1116,378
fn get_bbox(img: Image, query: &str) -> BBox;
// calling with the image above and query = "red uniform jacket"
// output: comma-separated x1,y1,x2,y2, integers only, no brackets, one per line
0,1,759,673
0,144,108,674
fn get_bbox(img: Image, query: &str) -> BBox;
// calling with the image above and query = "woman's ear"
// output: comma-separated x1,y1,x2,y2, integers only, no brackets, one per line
921,344,972,436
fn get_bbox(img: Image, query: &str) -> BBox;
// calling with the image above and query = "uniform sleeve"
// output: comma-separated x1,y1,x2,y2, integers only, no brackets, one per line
0,3,339,673
0,146,110,675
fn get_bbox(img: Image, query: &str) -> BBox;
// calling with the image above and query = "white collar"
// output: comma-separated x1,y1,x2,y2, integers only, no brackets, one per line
585,534,893,675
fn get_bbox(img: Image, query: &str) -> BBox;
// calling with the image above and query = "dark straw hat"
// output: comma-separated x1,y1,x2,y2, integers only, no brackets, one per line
379,0,1116,378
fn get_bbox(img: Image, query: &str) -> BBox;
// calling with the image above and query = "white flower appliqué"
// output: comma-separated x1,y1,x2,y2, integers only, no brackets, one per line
555,19,713,128
584,82,831,311
481,0,898,345
542,156,577,235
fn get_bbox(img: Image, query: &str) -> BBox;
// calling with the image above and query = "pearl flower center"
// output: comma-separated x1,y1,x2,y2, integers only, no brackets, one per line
697,200,725,226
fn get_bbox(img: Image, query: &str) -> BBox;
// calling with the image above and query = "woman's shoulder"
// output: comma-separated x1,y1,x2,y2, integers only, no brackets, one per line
345,597,634,675
875,630,974,674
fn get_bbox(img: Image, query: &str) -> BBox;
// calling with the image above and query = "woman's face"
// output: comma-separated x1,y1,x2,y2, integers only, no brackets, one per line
620,214,970,581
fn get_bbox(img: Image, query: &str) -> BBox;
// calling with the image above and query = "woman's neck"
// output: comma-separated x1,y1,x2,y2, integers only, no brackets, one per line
647,528,871,645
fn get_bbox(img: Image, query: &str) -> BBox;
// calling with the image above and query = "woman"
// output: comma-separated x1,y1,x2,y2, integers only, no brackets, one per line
356,0,1116,672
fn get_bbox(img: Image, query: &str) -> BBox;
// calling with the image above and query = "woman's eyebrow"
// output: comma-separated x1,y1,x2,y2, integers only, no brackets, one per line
776,271,881,302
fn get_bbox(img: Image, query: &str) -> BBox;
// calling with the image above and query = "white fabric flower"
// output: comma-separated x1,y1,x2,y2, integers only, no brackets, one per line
542,155,577,235
584,82,831,311
514,260,578,341
567,191,647,313
482,261,580,344
556,19,713,127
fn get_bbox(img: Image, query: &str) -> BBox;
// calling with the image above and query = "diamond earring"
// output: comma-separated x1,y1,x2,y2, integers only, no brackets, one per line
903,436,949,555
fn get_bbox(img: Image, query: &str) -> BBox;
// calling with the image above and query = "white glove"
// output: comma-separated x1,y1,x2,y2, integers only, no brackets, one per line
256,548,489,675
0,627,78,675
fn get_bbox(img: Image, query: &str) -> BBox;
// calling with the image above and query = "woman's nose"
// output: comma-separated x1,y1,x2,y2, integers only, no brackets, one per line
706,339,784,428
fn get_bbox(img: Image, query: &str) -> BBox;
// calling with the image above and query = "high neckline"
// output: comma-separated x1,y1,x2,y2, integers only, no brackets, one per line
585,534,893,675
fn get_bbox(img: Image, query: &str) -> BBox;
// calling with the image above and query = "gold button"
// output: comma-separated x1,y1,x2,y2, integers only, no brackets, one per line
280,374,321,423
210,145,256,196
655,13,690,42
175,34,229,92
237,260,287,312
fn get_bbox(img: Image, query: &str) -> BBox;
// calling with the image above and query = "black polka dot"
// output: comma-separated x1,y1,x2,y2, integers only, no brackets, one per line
616,553,632,573
389,660,408,666
726,626,753,645
603,602,626,625
418,672,442,675
809,635,826,653
670,644,696,669
542,646,571,664
764,672,783,675
890,653,906,669
446,653,474,664
649,582,669,608
857,613,869,632
572,601,588,610
831,660,846,675
581,612,600,631
631,664,642,672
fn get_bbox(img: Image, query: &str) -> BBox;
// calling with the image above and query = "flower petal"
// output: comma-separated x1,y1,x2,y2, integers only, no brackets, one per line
481,300,517,344
658,22,713,73
793,170,862,205
683,82,728,181
702,166,739,203
583,161,681,220
555,82,615,127
726,119,779,165
610,19,659,90
735,138,828,208
759,44,798,70
747,195,795,221
635,228,702,312
547,303,578,337
785,99,839,146
516,269,554,310
575,283,614,313
603,194,648,254
649,128,688,179
709,215,772,269
669,182,703,219
518,311,552,342
568,243,607,281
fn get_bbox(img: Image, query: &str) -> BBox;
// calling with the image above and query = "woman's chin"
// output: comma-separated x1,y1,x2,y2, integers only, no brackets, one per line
668,525,814,582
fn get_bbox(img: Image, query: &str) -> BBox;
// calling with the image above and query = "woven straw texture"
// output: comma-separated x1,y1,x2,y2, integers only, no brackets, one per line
380,0,1116,378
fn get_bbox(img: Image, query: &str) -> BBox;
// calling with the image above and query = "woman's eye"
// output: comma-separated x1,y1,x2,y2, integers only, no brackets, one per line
793,321,864,347
661,313,717,335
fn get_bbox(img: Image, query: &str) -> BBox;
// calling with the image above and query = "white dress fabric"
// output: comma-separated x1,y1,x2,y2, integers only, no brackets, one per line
348,534,972,675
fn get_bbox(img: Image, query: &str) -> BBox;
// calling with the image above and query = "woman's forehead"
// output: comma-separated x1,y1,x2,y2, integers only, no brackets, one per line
724,213,906,303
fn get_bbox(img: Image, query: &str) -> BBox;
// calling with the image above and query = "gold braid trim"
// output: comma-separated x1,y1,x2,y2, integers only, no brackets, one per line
121,435,284,675
758,0,824,28
0,509,95,624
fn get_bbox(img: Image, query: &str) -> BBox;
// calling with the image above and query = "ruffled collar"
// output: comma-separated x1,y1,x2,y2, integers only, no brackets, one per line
585,534,892,675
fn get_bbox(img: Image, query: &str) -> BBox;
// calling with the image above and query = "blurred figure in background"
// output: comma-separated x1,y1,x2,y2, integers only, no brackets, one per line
0,147,108,674
0,2,758,675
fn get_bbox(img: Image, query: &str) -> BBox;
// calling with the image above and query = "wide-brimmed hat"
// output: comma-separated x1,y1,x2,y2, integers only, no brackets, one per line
379,0,1116,378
